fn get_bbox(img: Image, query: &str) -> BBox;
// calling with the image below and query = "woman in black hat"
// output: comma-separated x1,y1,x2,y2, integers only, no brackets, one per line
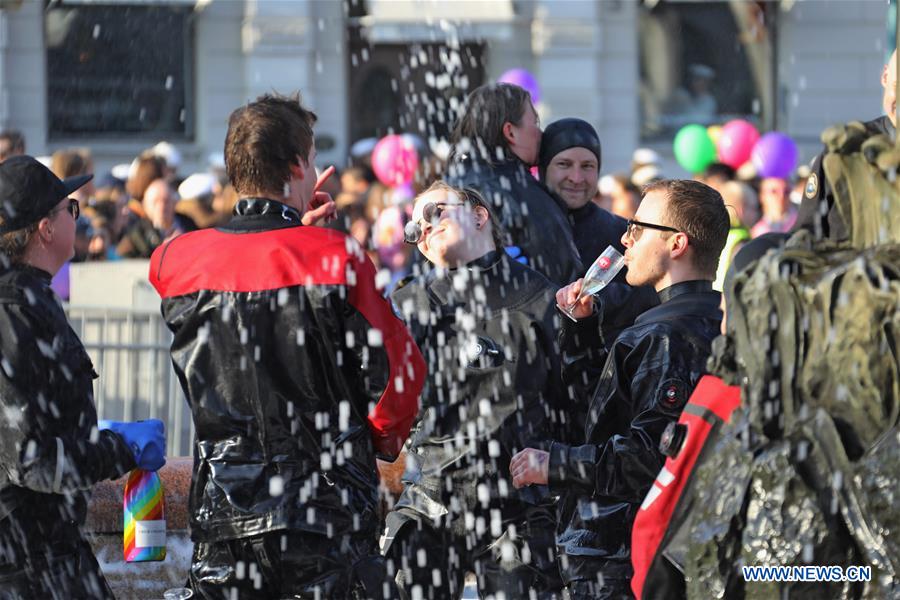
0,156,165,599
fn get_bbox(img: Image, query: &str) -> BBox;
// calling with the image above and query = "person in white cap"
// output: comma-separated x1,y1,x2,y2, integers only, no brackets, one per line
176,172,220,228
151,141,181,180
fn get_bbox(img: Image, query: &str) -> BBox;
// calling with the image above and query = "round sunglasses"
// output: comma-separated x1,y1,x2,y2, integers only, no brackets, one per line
403,201,466,244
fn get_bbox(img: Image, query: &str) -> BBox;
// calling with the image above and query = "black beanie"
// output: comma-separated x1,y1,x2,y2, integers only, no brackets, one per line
538,118,602,177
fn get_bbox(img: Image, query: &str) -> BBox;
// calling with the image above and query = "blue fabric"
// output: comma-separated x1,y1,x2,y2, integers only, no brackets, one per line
504,245,529,265
98,418,166,471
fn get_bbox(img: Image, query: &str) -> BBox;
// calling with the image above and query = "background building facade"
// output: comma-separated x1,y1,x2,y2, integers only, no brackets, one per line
0,0,889,177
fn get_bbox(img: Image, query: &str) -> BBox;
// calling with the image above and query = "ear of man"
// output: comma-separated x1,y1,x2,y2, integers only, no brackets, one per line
669,232,690,260
502,121,516,146
290,155,307,180
474,205,489,229
37,217,54,243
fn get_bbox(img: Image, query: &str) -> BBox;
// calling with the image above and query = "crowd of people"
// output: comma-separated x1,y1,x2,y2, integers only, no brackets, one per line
1,49,895,600
0,85,809,304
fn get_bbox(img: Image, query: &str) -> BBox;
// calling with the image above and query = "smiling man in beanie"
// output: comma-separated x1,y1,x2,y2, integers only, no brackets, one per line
539,118,627,267
541,119,659,350
0,156,165,599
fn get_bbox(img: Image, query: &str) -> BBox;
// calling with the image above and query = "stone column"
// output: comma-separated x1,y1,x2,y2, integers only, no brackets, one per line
0,0,46,153
240,0,347,166
0,11,8,129
532,0,639,173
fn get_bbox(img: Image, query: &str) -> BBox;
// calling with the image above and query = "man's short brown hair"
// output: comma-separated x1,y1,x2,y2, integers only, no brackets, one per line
643,179,730,277
225,92,317,196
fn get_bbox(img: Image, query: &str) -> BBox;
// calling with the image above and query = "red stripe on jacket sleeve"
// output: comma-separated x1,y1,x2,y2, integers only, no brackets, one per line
630,375,741,599
346,251,425,459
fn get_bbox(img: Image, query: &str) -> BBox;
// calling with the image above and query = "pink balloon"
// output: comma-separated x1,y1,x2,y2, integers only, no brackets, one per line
717,120,760,168
372,135,419,187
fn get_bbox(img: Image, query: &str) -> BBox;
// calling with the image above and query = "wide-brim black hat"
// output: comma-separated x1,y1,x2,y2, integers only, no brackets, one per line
0,155,92,234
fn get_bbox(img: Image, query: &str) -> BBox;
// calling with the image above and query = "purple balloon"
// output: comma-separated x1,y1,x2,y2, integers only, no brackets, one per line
51,262,70,301
752,132,798,179
498,68,541,104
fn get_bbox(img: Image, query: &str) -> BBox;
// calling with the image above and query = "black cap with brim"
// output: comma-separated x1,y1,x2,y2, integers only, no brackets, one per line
0,155,93,234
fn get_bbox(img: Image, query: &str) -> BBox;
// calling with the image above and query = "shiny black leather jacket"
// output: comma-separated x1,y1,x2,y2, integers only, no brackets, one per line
0,264,134,528
548,280,722,582
446,154,583,286
150,199,425,543
390,251,568,525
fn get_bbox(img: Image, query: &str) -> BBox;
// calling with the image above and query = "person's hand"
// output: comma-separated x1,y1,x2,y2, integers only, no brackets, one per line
99,419,166,471
302,165,337,226
510,448,549,489
556,278,594,320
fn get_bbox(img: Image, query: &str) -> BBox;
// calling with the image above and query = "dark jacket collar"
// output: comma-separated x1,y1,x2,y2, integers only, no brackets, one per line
868,114,896,138
635,279,720,325
423,250,534,311
452,153,532,183
570,202,596,220
425,250,504,294
0,262,56,307
219,197,303,233
462,249,504,271
656,279,712,303
0,261,52,283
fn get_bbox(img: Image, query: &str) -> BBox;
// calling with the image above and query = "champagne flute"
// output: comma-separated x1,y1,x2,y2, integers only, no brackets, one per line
561,246,625,322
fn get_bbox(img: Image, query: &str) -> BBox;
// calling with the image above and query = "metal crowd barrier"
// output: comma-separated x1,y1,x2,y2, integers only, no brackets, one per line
65,305,194,457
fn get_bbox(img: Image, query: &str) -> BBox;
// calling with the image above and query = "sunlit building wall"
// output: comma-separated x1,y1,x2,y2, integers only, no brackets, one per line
0,0,887,178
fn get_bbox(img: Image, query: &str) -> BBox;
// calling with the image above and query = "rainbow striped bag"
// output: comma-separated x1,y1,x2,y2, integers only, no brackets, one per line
123,469,166,562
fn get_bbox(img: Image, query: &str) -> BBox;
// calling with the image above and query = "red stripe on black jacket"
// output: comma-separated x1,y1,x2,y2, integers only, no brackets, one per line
150,222,425,459
630,375,741,599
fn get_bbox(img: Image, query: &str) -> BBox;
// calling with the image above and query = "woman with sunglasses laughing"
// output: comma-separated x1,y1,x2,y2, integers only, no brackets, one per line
382,180,567,599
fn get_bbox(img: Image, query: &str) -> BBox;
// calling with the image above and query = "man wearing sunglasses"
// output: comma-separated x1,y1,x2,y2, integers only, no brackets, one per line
383,181,566,598
511,179,729,599
0,156,166,599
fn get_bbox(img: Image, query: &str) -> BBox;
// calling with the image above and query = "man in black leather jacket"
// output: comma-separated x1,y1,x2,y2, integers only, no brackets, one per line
382,182,567,599
538,117,660,345
445,83,582,286
511,179,729,599
0,156,163,599
538,117,626,268
150,93,426,599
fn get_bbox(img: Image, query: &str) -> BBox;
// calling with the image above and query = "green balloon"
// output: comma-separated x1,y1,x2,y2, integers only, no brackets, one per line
673,124,717,174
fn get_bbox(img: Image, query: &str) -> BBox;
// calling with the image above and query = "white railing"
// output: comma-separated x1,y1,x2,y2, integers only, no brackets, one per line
65,305,194,457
